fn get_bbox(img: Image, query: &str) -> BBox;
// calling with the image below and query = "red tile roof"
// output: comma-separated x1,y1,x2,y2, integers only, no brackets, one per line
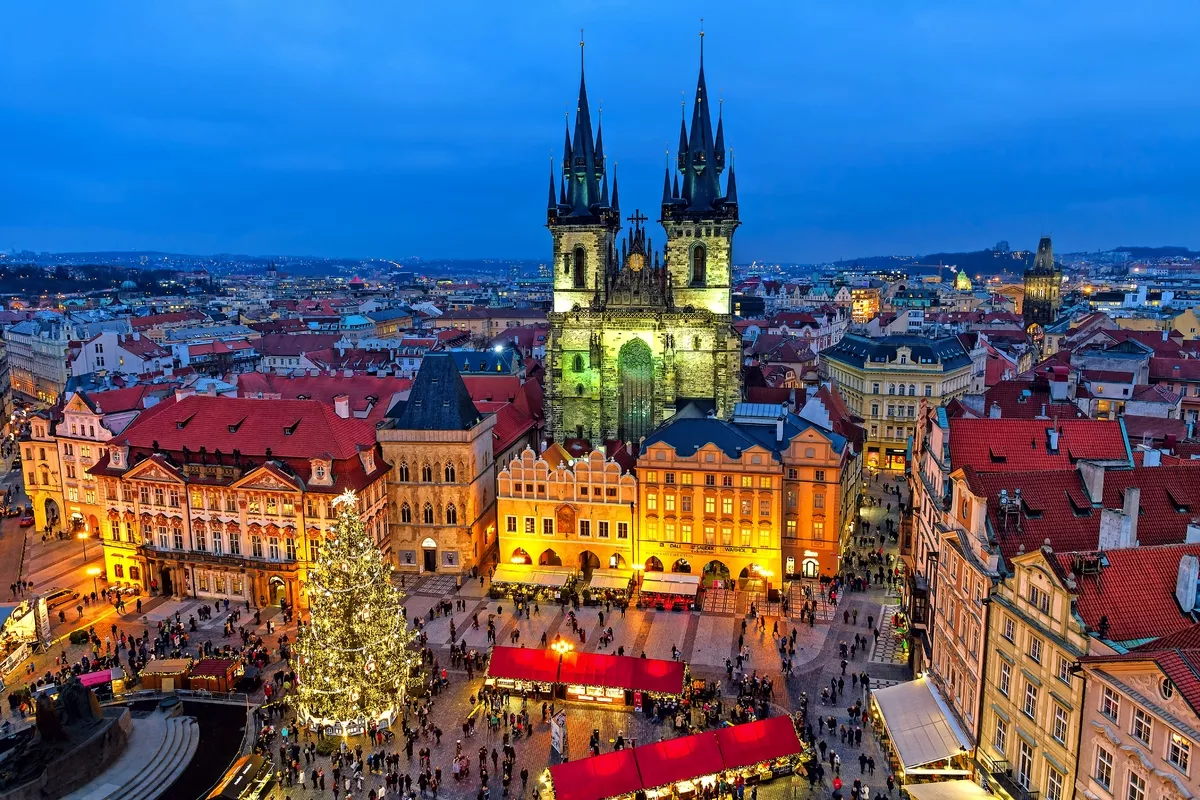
1151,357,1200,383
258,333,342,357
982,377,1082,420
1054,544,1200,643
971,461,1200,565
1122,414,1189,445
118,334,170,359
86,385,172,415
131,310,208,330
113,395,376,460
236,372,412,423
1081,647,1200,719
1081,369,1135,384
949,418,1128,473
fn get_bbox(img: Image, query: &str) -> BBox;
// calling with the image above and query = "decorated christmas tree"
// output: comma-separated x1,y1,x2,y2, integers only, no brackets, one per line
293,489,418,730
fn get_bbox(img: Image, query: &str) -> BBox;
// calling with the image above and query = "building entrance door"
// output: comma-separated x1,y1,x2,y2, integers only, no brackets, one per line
423,549,437,572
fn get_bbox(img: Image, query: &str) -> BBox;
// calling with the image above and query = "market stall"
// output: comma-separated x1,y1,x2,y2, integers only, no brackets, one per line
546,749,642,800
546,718,807,800
79,667,125,700
189,658,245,693
870,678,973,784
139,657,192,692
583,569,633,603
903,782,992,800
557,651,687,708
489,564,576,600
484,645,560,695
639,575,700,612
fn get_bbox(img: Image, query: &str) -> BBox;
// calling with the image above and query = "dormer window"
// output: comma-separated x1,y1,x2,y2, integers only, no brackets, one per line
315,466,326,480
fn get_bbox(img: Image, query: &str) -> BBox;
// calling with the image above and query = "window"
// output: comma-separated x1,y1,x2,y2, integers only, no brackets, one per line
759,528,770,547
690,243,706,285
423,504,434,524
110,520,121,541
251,535,263,558
543,518,554,536
1127,772,1145,800
248,496,260,514
681,523,692,543
173,528,184,550
813,470,825,482
268,537,280,560
446,504,458,525
786,490,797,509
1023,682,1038,719
722,475,733,488
786,520,797,538
1169,732,1191,774
1100,686,1120,721
1029,636,1043,663
1131,708,1152,744
398,463,410,481
229,532,241,555
617,522,628,540
154,487,164,506
740,526,751,546
759,498,771,516
195,528,207,552
213,531,223,555
1028,584,1050,614
573,354,584,372
721,526,732,545
699,474,710,486
578,520,590,537
573,245,586,288
84,489,95,505
644,470,657,483
597,521,609,539
704,525,715,544
1017,741,1033,790
722,497,733,515
265,496,277,515
872,382,880,394
445,463,456,482
1003,616,1016,642
190,490,203,509
665,523,676,541
421,464,433,482
1046,766,1064,800
741,475,753,488
647,492,657,511
1058,656,1071,684
999,661,1012,696
1053,704,1069,744
113,564,124,578
225,495,236,512
993,716,1008,753
664,472,675,485
665,494,676,512
402,504,413,524
1095,747,1113,790
704,496,716,514
156,526,168,549
812,519,825,541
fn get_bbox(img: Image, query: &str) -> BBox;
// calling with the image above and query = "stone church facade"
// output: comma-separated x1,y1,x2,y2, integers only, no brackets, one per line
545,43,743,447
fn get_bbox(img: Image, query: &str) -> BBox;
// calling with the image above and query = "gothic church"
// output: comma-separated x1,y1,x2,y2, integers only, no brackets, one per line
545,40,743,445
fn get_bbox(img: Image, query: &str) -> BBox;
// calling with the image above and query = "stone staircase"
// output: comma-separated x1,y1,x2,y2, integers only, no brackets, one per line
63,710,199,800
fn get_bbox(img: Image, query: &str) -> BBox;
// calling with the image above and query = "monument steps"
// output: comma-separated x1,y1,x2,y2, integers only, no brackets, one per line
113,715,197,800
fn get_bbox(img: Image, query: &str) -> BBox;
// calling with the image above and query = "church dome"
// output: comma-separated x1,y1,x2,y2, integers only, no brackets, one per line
120,279,138,290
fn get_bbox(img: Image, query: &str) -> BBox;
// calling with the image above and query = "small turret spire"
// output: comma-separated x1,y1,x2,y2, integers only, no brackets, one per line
725,152,739,205
662,163,673,204
600,170,609,207
672,172,680,200
594,109,605,171
548,157,557,210
611,163,620,212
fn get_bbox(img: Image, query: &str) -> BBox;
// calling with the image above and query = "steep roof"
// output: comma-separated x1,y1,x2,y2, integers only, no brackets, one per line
1053,544,1200,644
387,353,483,431
821,333,972,371
1151,357,1200,383
948,418,1128,473
113,395,376,460
131,310,208,330
236,372,412,423
257,333,342,357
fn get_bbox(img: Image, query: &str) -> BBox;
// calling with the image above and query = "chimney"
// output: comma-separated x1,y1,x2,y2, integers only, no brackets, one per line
1186,523,1200,545
1142,447,1162,468
1123,486,1140,546
989,402,1001,419
174,387,196,402
1165,434,1178,454
1079,461,1105,504
1163,328,1169,342
333,394,350,419
132,331,141,341
1177,555,1200,612
1047,428,1059,454
776,416,785,443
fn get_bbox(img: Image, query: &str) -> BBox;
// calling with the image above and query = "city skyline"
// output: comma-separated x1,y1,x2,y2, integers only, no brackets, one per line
2,2,1199,262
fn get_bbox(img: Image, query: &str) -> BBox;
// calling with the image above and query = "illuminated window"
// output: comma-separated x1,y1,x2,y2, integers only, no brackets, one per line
704,497,715,514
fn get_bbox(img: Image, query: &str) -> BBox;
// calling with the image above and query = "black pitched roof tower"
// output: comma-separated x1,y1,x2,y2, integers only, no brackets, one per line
388,353,482,431
1022,236,1063,330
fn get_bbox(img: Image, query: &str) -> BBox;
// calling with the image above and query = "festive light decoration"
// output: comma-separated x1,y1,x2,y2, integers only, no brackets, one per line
293,489,418,730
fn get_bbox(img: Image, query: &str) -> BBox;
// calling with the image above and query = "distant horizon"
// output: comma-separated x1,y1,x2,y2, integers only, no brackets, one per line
3,3,1199,261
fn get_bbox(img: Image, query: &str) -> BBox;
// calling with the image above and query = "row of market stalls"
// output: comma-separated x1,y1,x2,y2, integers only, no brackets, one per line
490,565,636,604
547,716,805,800
486,646,686,707
637,574,701,612
138,657,250,693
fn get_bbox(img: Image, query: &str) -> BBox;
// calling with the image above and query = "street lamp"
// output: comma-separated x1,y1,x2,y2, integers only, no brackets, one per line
87,566,101,596
551,638,573,657
77,531,90,562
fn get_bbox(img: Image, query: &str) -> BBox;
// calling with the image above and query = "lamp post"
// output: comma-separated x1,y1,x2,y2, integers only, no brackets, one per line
77,531,90,563
630,562,644,588
87,566,101,596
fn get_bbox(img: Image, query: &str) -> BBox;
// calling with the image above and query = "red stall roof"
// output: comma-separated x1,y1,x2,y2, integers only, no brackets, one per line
558,652,685,695
715,716,803,770
635,732,724,790
191,658,240,678
549,749,642,800
486,646,560,684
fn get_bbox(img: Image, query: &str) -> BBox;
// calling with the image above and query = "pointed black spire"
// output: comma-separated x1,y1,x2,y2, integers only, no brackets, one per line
611,163,620,212
563,34,604,216
548,159,558,210
662,165,673,204
600,171,609,207
725,159,738,205
562,120,572,176
714,102,726,171
672,172,680,200
559,174,568,205
594,115,605,173
668,26,724,216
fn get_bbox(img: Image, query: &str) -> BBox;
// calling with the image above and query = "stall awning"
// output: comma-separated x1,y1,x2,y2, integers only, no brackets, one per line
80,668,115,688
191,658,241,678
486,646,561,684
641,577,699,597
714,716,803,771
587,569,632,591
492,564,573,588
635,731,724,790
141,658,192,676
549,749,642,800
871,678,973,770
902,780,992,800
557,652,686,695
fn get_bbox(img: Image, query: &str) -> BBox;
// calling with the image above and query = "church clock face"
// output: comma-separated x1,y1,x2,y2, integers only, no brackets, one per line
628,252,645,272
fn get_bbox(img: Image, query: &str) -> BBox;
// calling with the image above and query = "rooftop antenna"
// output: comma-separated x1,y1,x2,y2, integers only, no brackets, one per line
700,17,705,64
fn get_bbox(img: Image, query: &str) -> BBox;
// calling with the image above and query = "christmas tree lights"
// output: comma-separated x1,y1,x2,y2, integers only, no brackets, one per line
293,489,418,732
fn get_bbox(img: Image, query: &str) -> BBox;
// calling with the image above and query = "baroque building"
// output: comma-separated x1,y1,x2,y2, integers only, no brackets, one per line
1022,235,1062,330
545,42,742,446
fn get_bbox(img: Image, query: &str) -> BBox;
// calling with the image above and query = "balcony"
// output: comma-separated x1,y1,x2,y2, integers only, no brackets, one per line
980,755,1039,800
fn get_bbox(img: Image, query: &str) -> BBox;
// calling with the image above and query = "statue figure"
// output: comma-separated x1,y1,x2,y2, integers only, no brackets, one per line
34,693,65,742
55,677,102,726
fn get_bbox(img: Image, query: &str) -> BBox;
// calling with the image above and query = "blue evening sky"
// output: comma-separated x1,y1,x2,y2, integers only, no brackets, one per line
1,2,1198,263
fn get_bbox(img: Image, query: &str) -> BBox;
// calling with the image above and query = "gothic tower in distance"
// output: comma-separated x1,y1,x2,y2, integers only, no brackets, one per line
1022,236,1062,329
545,40,742,447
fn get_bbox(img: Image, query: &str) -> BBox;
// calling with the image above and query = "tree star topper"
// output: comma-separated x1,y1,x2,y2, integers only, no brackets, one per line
332,489,357,509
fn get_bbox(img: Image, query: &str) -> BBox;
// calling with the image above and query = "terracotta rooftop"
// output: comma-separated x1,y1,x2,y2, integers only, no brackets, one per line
948,418,1128,473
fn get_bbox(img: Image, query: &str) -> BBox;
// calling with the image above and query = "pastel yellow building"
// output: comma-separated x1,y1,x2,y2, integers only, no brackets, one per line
978,547,1088,800
496,445,635,574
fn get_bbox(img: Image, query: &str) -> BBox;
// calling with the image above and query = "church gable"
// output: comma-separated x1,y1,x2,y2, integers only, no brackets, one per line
124,455,184,484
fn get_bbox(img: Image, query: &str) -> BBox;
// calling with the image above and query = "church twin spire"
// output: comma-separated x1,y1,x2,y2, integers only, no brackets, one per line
548,37,619,223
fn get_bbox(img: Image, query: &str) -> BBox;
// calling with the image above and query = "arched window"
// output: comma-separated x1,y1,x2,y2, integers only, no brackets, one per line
400,503,412,523
422,504,434,524
421,463,433,482
576,384,584,396
444,462,456,483
908,384,917,396
446,503,458,525
398,462,410,482
693,336,701,350
573,245,586,288
573,354,585,372
690,244,707,285
563,250,572,276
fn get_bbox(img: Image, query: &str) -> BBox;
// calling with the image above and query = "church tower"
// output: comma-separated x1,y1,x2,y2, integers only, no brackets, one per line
545,38,743,447
1022,236,1062,329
